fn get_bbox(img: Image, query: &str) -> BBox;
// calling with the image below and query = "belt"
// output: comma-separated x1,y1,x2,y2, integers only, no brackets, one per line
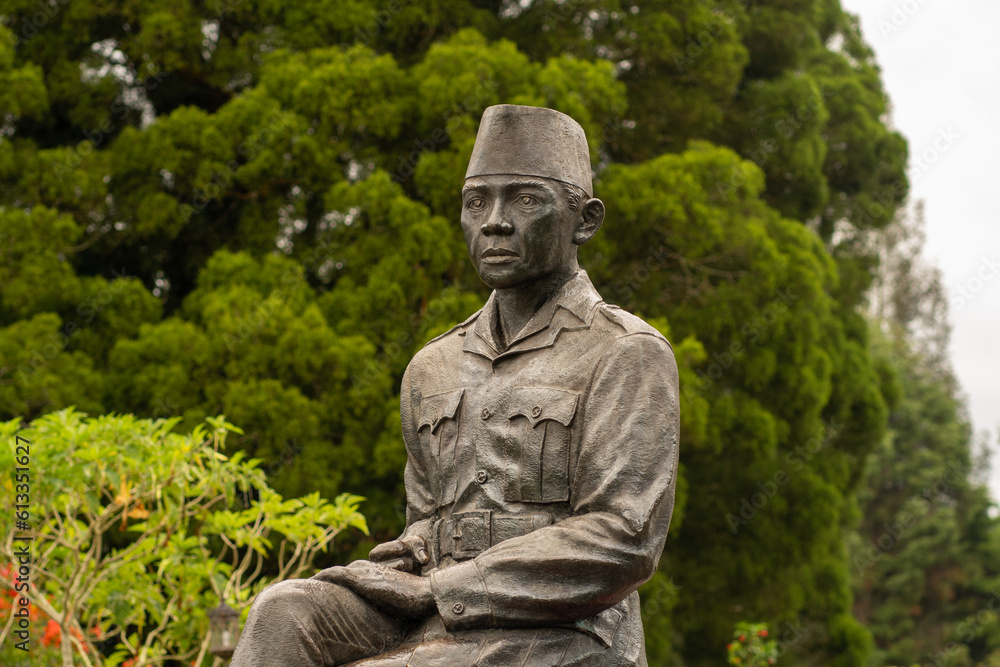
434,510,554,561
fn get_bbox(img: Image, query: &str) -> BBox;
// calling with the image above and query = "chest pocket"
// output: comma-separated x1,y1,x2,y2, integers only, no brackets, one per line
506,387,579,503
418,388,465,505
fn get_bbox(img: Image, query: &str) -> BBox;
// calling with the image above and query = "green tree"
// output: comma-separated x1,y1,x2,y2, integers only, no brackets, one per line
0,410,367,667
0,1,914,664
851,208,1000,667
594,143,883,665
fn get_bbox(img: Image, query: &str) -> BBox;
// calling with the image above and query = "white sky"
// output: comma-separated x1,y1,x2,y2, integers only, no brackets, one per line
839,0,1000,501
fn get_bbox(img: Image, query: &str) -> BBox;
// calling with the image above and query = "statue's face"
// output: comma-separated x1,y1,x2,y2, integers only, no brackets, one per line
461,175,579,290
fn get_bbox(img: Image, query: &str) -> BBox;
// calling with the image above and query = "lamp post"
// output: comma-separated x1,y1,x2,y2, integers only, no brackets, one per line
208,600,241,663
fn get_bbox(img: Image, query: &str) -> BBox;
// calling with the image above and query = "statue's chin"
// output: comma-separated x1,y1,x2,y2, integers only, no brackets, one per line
476,262,580,293
474,262,525,290
479,277,521,291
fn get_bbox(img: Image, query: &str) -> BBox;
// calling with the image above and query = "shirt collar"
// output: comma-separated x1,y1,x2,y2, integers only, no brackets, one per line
465,270,603,360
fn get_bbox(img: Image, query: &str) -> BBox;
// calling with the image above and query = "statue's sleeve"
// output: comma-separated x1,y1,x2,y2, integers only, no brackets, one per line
398,364,438,546
429,332,680,629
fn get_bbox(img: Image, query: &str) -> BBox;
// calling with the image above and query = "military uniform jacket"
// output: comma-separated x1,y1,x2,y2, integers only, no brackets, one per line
397,270,679,667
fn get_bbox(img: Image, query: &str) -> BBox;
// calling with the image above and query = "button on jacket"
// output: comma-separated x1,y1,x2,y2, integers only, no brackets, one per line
391,270,679,667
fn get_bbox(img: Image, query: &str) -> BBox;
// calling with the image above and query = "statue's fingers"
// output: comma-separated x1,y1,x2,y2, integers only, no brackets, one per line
399,536,430,565
413,545,429,565
312,566,351,585
369,540,408,562
346,559,374,570
380,557,415,572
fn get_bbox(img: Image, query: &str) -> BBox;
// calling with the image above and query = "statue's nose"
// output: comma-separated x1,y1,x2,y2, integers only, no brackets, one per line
481,210,514,236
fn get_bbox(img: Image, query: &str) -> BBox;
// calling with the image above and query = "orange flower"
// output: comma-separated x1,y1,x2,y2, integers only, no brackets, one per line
42,619,61,646
123,658,136,667
758,629,768,638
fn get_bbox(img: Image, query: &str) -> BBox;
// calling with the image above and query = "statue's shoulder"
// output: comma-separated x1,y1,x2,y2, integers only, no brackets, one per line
595,302,672,350
423,309,481,347
406,310,480,380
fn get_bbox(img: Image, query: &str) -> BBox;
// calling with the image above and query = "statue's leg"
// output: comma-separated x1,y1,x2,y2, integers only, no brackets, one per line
231,578,407,667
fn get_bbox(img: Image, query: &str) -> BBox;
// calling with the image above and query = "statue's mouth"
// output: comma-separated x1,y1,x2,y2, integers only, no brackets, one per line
481,248,519,264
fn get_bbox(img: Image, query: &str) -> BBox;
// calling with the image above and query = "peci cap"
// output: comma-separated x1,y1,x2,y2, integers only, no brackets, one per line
465,105,593,197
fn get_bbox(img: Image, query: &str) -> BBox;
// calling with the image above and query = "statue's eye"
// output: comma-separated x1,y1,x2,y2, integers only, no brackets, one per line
467,198,486,211
517,194,537,206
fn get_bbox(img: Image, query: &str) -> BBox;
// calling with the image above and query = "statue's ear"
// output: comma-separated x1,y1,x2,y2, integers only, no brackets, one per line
573,198,605,245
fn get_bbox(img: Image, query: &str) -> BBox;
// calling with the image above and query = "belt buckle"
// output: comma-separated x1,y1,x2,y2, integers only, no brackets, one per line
447,510,491,560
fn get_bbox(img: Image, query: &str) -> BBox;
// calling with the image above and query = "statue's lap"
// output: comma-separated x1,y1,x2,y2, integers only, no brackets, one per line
344,618,606,667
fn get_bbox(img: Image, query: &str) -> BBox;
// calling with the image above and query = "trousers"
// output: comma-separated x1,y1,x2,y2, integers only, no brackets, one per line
230,579,407,667
230,577,610,667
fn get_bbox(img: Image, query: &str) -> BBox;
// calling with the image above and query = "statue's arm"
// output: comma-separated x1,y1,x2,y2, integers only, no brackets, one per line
428,333,680,630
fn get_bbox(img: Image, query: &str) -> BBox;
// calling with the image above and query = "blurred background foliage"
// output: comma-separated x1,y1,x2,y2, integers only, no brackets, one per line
0,411,368,666
0,0,997,664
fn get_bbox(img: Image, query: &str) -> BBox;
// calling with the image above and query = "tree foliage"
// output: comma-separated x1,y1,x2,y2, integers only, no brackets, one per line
852,339,1000,667
0,0,943,664
0,410,367,667
851,208,1000,667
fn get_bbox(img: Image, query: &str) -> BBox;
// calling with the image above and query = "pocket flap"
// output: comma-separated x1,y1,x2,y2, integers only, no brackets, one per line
509,387,579,427
418,388,465,432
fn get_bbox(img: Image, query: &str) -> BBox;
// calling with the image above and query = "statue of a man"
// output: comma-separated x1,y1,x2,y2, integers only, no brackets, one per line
231,105,680,667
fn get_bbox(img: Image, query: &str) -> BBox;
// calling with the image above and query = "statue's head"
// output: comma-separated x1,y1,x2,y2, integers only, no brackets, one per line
462,105,605,290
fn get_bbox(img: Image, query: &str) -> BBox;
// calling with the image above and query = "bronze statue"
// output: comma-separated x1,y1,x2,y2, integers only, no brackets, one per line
231,104,680,667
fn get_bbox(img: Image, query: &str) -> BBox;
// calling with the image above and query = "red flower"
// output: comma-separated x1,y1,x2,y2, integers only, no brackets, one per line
738,634,746,642
123,658,136,667
42,619,61,647
758,629,768,638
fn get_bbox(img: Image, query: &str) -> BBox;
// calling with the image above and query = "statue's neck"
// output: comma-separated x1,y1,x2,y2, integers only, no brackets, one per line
493,268,576,350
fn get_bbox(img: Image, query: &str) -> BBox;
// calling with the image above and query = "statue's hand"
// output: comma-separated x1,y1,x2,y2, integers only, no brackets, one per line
313,561,435,619
369,536,430,573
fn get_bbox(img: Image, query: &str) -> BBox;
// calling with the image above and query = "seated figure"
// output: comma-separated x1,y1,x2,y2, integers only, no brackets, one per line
230,104,680,667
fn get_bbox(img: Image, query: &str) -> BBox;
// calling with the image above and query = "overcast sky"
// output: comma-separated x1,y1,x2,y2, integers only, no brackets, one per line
837,0,1000,500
